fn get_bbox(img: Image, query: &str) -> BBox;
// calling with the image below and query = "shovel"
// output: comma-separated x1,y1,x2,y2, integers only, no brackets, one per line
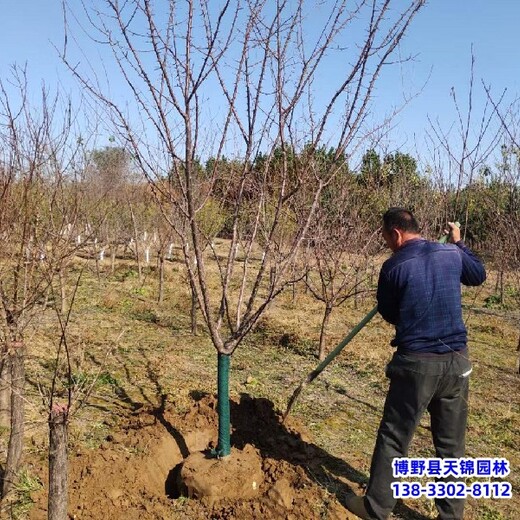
282,223,461,421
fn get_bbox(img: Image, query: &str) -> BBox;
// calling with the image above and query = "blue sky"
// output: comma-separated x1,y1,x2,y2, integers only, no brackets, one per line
0,1,519,161
394,1,519,150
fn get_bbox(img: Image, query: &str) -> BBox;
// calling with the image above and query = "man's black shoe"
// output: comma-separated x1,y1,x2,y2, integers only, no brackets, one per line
344,494,375,520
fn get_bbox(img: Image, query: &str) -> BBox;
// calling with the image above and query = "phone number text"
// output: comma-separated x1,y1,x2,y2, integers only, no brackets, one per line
391,481,512,499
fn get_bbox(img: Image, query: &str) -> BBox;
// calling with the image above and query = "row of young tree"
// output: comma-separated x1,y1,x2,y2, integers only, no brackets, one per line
86,143,520,260
1,0,519,517
2,77,520,512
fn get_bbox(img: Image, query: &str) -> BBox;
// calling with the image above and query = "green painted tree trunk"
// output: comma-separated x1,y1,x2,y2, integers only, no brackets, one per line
216,353,231,457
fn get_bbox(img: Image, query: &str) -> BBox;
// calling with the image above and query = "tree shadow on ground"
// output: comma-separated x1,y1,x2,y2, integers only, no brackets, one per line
83,348,191,460
82,347,430,519
226,392,430,520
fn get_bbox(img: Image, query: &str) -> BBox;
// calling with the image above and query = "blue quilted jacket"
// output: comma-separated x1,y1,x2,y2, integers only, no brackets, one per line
377,238,486,353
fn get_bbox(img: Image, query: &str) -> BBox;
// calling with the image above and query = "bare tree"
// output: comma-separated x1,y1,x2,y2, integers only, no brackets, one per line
303,156,379,360
0,67,90,500
425,54,504,232
63,0,425,457
86,146,135,274
482,91,520,372
150,202,176,305
427,65,520,374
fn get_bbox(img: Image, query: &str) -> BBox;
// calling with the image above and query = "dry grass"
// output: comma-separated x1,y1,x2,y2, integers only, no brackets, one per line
1,252,518,519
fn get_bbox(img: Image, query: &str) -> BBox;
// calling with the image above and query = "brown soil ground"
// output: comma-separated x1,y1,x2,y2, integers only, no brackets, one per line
28,394,363,519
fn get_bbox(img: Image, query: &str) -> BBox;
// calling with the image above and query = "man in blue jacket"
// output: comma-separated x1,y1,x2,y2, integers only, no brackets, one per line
346,208,486,520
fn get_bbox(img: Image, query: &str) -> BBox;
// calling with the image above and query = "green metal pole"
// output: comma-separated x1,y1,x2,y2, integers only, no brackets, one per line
283,224,461,420
215,352,231,457
283,305,378,419
306,304,378,384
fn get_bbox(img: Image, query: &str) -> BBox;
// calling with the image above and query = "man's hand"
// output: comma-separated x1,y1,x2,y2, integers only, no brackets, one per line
446,221,461,243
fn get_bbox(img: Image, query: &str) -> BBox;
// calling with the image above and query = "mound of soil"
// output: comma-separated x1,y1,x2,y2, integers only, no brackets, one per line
30,394,363,519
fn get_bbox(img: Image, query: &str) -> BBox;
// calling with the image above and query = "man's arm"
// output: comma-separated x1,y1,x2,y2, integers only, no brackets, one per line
456,241,486,286
376,269,398,324
447,222,486,286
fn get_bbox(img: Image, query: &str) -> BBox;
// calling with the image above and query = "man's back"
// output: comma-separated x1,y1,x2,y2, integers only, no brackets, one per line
377,238,486,353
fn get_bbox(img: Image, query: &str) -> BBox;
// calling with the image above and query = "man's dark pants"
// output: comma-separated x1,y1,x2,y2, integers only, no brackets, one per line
365,350,471,520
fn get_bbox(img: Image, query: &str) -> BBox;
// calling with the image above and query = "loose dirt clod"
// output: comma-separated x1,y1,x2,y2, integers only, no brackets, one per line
178,445,263,506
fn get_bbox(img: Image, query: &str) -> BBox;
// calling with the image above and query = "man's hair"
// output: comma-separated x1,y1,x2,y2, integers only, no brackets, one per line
382,207,420,234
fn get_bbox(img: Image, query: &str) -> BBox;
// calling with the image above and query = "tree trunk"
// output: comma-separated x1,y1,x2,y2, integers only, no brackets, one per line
111,246,117,275
158,254,165,304
216,353,231,457
516,337,520,374
354,269,360,310
48,404,69,520
0,350,11,428
191,291,198,335
129,203,143,282
318,305,333,362
499,269,504,305
2,343,25,498
94,242,101,283
59,269,67,315
188,267,198,335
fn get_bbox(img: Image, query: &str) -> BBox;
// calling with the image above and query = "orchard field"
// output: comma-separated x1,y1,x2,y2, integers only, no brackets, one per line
1,2,520,519
0,244,517,520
